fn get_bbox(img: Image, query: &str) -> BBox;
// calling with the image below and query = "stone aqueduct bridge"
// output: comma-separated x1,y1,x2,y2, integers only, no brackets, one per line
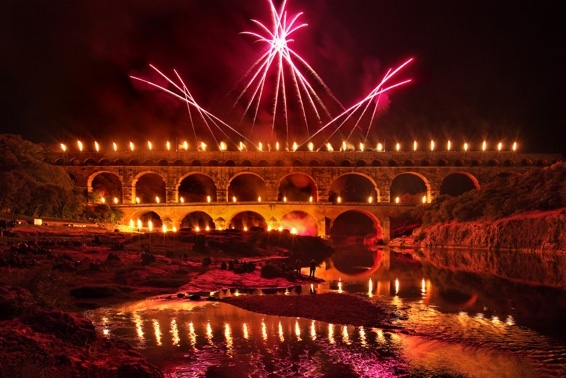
46,150,563,241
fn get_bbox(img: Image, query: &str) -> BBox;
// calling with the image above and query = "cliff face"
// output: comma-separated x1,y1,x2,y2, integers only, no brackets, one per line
416,209,566,288
421,209,566,252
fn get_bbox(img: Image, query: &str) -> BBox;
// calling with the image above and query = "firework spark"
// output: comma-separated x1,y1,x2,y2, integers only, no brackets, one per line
235,0,342,145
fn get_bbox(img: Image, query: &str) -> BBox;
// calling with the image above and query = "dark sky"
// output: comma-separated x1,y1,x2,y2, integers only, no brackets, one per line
1,0,564,153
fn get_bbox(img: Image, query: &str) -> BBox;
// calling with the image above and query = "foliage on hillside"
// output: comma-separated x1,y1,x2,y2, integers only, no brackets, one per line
0,134,122,222
423,162,566,225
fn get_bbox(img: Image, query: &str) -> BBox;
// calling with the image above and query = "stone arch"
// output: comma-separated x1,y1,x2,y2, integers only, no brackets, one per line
131,171,167,204
114,159,125,165
292,159,304,167
177,173,217,203
87,171,123,202
341,159,352,167
503,159,514,167
440,172,480,197
242,159,252,166
325,160,336,167
54,158,65,165
280,210,318,236
330,209,383,243
275,160,286,167
329,173,379,203
487,159,499,166
99,158,110,166
143,159,154,166
208,159,219,166
157,159,168,166
258,160,268,167
277,172,318,201
372,159,383,167
225,159,236,167
85,158,97,166
437,159,449,166
227,172,267,202
521,158,532,166
129,159,139,165
471,159,481,166
309,159,321,167
390,172,430,204
421,159,431,166
228,211,267,231
356,160,367,167
536,159,547,166
191,160,201,166
454,159,465,167
180,211,214,230
388,159,399,167
70,158,81,166
404,159,415,166
173,159,184,166
138,211,163,229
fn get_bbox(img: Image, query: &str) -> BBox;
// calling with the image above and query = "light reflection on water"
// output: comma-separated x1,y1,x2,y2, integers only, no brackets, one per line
88,245,566,377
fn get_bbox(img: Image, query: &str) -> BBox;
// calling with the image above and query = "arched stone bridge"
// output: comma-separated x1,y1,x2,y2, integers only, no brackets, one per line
46,150,563,241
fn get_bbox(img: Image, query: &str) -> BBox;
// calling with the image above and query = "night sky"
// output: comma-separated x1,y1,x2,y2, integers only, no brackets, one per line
1,0,564,153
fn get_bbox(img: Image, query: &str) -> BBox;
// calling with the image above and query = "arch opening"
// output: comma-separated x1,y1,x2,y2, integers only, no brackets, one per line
134,173,166,204
329,173,378,203
278,173,317,201
91,172,122,204
139,211,163,229
390,173,428,204
228,173,267,202
280,211,317,236
180,211,214,230
230,211,267,231
330,210,382,244
440,173,479,197
178,174,217,203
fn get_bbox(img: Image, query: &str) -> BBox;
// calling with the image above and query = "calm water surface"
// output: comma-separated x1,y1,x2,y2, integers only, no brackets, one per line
87,245,566,377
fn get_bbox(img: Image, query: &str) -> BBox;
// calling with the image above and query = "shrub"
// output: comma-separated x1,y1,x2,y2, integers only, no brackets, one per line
260,263,284,279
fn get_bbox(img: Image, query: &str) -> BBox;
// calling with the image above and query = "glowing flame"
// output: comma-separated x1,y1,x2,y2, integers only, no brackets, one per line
130,141,134,151
326,143,334,152
482,140,487,151
395,278,399,294
129,219,134,228
291,227,297,234
498,142,502,151
155,196,160,204
232,196,237,203
464,142,468,152
359,143,365,152
180,197,184,203
148,220,153,232
513,142,517,152
148,141,152,151
292,142,298,151
337,196,341,204
308,142,314,152
60,143,67,152
239,141,245,151
77,140,83,152
257,196,261,202
377,143,383,152
396,142,400,152
430,140,435,151
95,141,99,152
207,196,211,203
166,141,171,150
283,196,287,202
136,197,140,204
113,142,117,151
219,141,227,151
258,142,263,151
162,224,167,233
195,226,200,232
183,141,189,150
101,197,106,204
422,195,427,204
113,197,118,204
200,142,207,151
137,219,142,230
342,141,347,151
413,141,417,151
309,196,313,202
395,196,400,204
447,140,451,151
368,196,373,204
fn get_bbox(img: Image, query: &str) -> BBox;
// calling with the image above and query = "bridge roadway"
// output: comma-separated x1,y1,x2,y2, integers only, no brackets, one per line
46,150,563,241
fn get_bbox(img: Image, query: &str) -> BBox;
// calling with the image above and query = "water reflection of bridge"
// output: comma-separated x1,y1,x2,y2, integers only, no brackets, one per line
47,150,562,240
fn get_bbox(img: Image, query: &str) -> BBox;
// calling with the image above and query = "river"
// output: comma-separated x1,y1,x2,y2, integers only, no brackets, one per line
87,244,566,377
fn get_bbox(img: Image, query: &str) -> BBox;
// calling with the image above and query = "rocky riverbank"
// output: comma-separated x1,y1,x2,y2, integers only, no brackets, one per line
418,208,566,252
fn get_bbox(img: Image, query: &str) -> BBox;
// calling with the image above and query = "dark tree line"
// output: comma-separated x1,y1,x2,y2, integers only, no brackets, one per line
0,134,122,222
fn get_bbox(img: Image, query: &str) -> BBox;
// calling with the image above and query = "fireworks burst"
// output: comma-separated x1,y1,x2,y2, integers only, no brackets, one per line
131,0,412,150
234,0,342,145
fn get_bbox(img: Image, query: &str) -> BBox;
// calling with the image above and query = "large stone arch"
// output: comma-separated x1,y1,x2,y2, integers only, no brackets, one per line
180,211,215,230
440,172,480,197
88,171,123,204
390,172,431,203
329,173,379,203
125,210,164,230
131,171,167,204
279,210,318,236
329,209,383,244
177,172,217,203
227,172,267,202
228,211,267,231
277,172,318,202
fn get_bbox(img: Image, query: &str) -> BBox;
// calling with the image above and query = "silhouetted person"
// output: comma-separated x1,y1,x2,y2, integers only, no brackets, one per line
295,259,302,274
309,259,316,278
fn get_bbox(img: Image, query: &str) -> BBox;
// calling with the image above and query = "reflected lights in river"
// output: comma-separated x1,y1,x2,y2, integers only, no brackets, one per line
133,312,144,342
102,316,109,336
206,322,213,344
421,278,426,295
153,319,162,346
224,323,233,355
243,323,249,340
368,279,373,297
171,319,180,346
359,326,367,348
188,321,197,349
342,325,351,345
328,324,335,344
310,320,317,341
278,321,285,342
295,321,302,341
261,320,268,341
